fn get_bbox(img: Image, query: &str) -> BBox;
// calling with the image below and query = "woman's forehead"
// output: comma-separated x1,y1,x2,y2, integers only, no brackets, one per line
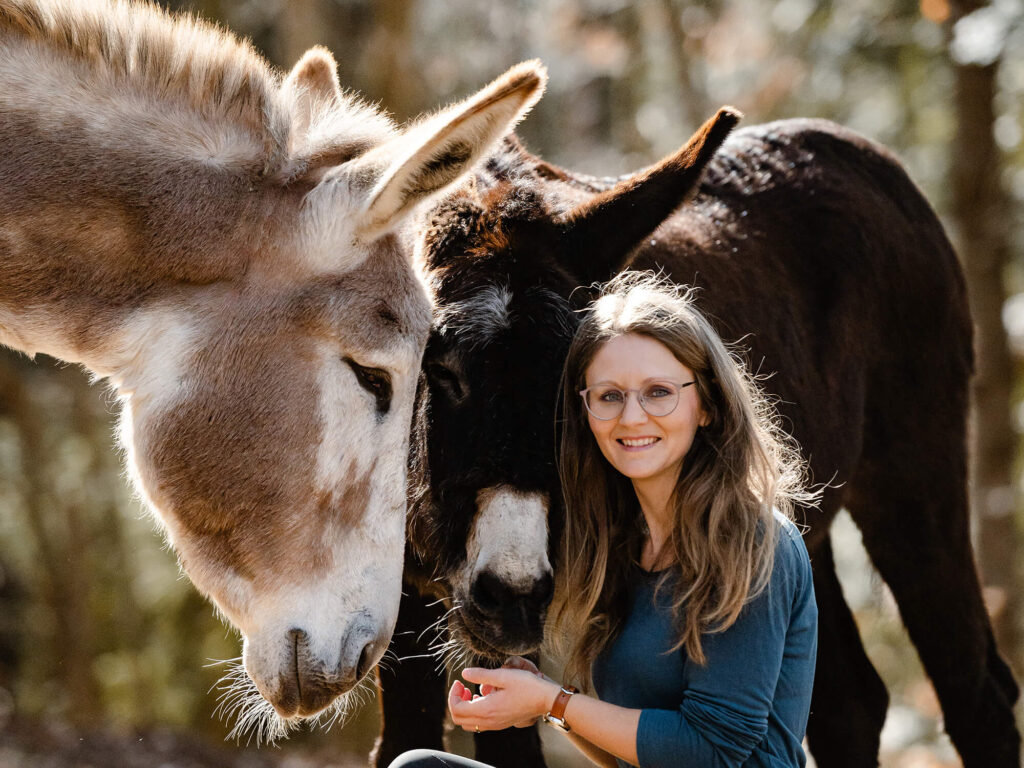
585,333,694,384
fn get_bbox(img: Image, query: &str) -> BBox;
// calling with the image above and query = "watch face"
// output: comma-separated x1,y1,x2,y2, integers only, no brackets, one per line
544,714,570,733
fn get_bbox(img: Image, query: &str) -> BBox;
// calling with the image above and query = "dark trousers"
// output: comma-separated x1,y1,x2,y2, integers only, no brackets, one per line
388,749,497,768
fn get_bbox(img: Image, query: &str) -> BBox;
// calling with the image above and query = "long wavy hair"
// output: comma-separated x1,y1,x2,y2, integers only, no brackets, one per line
552,271,816,688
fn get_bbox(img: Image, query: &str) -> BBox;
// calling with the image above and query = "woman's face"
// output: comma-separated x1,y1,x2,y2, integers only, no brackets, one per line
583,333,707,487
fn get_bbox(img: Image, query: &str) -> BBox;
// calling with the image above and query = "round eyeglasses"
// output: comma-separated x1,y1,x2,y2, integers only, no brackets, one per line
579,380,696,421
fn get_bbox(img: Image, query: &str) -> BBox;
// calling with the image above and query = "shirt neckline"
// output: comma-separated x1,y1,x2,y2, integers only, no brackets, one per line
634,561,675,578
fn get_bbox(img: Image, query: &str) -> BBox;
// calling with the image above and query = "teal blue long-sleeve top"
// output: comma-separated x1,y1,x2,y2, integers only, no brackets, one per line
592,515,817,768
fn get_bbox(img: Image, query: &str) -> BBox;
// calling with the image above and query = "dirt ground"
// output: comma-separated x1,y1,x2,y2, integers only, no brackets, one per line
0,715,370,768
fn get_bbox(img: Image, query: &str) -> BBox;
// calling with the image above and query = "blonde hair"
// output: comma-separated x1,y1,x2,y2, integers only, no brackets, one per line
552,271,815,689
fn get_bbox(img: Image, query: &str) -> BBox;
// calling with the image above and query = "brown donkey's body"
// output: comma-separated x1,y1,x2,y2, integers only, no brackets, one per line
377,112,1020,768
0,0,545,740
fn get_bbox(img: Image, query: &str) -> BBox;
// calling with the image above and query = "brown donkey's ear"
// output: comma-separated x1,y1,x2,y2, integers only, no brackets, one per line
558,107,741,286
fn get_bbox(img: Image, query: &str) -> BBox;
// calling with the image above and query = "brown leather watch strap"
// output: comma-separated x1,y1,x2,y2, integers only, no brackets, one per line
544,685,578,731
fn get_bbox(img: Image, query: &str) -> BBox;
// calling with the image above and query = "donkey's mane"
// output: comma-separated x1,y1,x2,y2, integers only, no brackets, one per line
0,0,391,175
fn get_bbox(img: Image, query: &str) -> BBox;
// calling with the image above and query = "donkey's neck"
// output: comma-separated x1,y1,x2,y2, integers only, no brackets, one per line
0,1,297,374
0,160,278,374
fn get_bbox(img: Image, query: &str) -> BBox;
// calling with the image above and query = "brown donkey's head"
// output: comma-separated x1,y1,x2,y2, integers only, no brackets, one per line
412,108,739,661
0,0,545,737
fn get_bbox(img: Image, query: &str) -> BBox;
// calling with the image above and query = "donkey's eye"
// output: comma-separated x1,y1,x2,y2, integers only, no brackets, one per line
345,358,392,417
425,361,465,403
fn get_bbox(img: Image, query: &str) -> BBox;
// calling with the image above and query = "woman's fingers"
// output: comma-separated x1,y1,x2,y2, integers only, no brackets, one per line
480,683,495,696
449,683,495,732
451,679,472,703
448,682,466,717
462,666,520,687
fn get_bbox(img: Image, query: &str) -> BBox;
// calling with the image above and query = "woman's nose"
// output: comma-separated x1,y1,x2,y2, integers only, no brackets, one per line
619,392,648,425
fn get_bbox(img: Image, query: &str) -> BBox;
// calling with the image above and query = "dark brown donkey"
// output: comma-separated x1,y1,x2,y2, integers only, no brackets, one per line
375,110,1021,767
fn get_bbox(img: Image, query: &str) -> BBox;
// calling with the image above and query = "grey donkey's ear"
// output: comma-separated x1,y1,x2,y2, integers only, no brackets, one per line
284,46,343,138
279,47,388,185
354,60,548,240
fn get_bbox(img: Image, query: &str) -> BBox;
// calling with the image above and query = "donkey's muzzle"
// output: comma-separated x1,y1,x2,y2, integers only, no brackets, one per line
467,569,554,651
271,626,382,718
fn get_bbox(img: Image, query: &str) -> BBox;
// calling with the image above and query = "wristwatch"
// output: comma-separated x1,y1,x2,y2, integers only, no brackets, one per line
542,685,578,732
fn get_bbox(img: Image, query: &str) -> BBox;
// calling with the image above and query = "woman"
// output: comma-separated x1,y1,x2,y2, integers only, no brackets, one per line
393,272,818,768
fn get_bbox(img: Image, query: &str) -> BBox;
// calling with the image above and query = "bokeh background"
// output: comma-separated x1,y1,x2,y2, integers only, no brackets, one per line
1,0,1023,766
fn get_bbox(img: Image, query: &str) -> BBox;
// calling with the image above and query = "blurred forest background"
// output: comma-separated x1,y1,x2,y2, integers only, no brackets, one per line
1,0,1023,766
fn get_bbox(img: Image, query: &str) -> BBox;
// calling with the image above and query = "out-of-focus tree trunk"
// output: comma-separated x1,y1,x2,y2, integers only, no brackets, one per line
947,0,1021,674
0,553,21,705
275,0,332,70
0,557,19,687
359,0,422,122
0,359,24,712
613,4,652,159
271,0,421,122
657,0,712,131
0,354,103,726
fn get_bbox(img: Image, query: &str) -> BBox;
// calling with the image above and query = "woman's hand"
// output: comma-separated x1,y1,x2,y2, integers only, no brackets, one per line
448,665,559,733
479,656,552,697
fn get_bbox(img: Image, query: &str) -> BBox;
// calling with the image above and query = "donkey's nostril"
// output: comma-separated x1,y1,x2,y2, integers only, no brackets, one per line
356,640,375,680
530,572,555,610
471,570,553,619
471,571,507,616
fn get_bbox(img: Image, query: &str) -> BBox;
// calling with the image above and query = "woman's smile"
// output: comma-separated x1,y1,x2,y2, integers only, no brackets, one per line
616,436,662,450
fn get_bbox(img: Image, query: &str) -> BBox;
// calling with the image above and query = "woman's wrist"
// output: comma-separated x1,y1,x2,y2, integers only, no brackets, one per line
537,678,563,719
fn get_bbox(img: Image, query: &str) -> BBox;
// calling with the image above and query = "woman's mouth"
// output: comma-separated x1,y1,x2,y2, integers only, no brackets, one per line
617,436,660,450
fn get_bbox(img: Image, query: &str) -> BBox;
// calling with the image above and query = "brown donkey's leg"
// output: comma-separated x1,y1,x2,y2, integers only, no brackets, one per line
374,585,449,768
847,419,1020,768
805,537,890,768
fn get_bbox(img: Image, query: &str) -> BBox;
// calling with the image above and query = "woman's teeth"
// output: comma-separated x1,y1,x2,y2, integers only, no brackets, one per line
619,437,659,447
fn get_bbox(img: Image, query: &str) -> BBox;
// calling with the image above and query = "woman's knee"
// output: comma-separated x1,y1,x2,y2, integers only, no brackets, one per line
387,748,460,768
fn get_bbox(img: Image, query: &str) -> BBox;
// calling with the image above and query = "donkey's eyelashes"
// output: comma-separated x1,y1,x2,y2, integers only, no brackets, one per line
425,361,466,404
344,358,392,416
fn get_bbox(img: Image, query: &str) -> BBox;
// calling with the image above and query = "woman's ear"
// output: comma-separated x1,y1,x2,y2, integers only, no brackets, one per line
697,390,714,428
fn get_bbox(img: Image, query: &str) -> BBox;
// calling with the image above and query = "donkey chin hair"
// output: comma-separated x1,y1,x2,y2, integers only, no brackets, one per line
209,657,376,745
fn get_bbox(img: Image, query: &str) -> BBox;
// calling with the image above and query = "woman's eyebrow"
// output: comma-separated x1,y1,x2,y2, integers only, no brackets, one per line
586,376,683,387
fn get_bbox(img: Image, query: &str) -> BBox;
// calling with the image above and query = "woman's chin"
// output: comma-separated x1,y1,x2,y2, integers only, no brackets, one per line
613,461,666,480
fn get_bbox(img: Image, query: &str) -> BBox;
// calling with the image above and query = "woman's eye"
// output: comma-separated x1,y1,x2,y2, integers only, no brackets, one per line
645,386,672,399
598,389,624,403
345,358,392,416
